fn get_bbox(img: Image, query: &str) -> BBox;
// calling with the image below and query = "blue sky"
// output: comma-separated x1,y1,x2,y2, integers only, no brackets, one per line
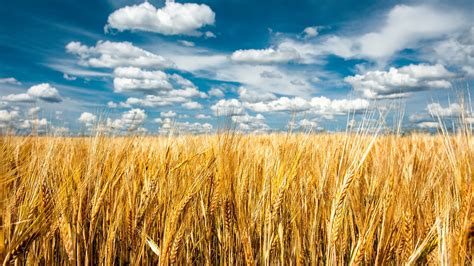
0,0,473,134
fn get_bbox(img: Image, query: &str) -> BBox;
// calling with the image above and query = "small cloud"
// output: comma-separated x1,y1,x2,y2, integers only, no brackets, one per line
208,87,224,97
302,26,318,38
0,77,21,85
182,101,203,110
63,73,77,81
178,40,195,47
204,31,216,38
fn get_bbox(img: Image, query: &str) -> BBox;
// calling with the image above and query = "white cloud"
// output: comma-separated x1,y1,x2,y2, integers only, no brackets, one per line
182,101,203,110
244,97,310,112
108,101,118,108
66,41,173,69
113,67,173,92
109,108,147,131
168,87,206,98
303,26,319,38
157,118,212,134
231,47,301,64
3,83,63,103
355,5,464,61
1,93,35,103
243,96,369,116
19,118,48,129
122,94,186,108
204,31,216,38
28,107,41,116
417,121,440,129
27,83,62,103
178,40,195,47
238,87,276,103
0,77,21,85
426,103,463,117
160,110,177,118
298,118,318,128
211,99,245,116
106,1,215,36
208,87,224,97
344,64,454,99
0,110,19,123
78,112,97,126
231,113,269,133
63,73,77,81
195,114,211,119
262,4,467,64
431,27,474,76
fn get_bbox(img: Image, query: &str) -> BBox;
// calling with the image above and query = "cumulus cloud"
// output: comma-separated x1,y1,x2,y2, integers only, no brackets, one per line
160,110,177,118
121,95,186,108
66,41,173,69
427,103,463,117
208,87,224,97
182,101,203,110
157,118,212,134
27,83,62,103
19,118,48,130
28,107,41,116
78,112,97,126
0,77,21,85
2,83,62,103
231,47,301,64
243,96,369,116
106,1,215,36
344,64,454,99
303,26,319,38
195,114,211,119
231,113,269,133
1,93,35,103
211,99,245,116
178,40,195,47
244,97,310,112
417,121,440,129
109,108,147,131
0,109,19,124
238,87,276,103
112,67,205,97
297,118,318,128
113,67,173,93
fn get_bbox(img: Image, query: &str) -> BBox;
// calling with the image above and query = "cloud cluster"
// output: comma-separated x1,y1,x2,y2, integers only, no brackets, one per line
106,1,215,36
78,112,97,127
427,103,463,117
431,27,474,76
108,108,147,131
231,47,301,64
113,67,173,92
236,5,466,65
211,95,369,118
231,113,269,133
156,118,212,134
66,41,173,69
344,64,454,99
2,83,62,103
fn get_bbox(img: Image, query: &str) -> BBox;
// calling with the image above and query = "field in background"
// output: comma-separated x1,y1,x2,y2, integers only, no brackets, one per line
0,132,472,264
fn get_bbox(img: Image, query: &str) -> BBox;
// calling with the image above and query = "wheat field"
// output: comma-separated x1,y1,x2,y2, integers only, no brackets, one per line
0,129,472,265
